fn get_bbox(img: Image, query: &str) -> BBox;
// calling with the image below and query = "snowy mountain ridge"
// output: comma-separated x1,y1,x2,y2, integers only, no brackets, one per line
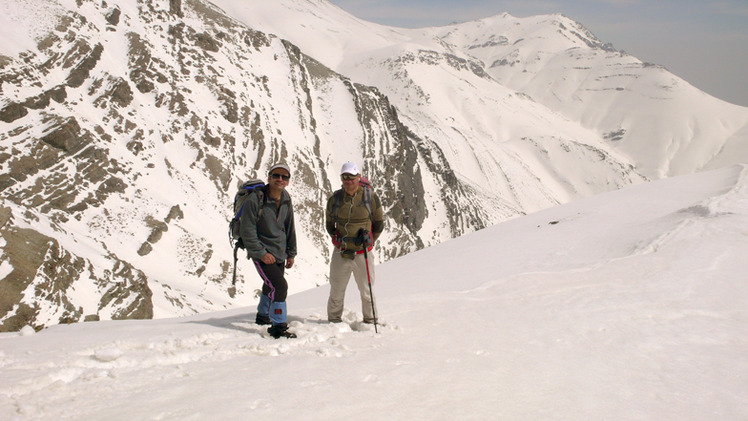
1,0,747,331
218,0,748,178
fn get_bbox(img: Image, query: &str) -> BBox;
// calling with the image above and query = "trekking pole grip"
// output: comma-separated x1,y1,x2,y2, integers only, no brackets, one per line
356,228,369,246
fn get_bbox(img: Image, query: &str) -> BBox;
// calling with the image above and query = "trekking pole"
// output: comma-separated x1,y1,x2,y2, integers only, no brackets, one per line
358,229,378,333
229,242,239,298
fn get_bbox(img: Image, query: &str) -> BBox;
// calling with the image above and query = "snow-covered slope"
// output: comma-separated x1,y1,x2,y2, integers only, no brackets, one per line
1,0,746,331
2,164,747,420
1,0,423,330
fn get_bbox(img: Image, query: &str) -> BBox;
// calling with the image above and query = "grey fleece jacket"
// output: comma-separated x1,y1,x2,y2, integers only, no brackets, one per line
239,187,297,261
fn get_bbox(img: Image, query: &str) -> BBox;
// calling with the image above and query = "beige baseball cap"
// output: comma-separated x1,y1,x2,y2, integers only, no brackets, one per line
269,162,291,176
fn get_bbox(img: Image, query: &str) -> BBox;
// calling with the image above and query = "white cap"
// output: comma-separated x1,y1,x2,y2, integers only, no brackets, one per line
341,162,360,175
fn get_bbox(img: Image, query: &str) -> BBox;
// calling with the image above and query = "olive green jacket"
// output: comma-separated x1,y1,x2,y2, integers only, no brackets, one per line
325,186,384,251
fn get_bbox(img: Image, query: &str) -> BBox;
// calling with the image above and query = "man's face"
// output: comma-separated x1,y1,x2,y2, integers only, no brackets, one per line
269,168,290,190
341,172,359,192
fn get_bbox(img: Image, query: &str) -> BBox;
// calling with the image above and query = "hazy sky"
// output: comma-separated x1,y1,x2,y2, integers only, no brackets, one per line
328,0,748,107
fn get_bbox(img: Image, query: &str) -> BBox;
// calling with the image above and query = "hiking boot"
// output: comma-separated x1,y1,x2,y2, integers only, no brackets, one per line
268,323,297,339
255,314,271,325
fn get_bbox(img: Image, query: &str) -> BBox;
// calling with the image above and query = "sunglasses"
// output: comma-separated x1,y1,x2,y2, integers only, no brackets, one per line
271,173,290,181
341,174,358,181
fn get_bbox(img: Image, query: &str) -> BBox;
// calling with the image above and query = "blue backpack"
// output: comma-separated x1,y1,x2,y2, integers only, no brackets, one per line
229,179,265,296
229,179,266,248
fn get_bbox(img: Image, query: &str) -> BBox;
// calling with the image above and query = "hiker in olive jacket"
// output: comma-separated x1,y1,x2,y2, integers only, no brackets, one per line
325,162,384,324
240,162,297,338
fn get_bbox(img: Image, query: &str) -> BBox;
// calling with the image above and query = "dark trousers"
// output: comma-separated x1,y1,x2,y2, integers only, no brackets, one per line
254,260,288,302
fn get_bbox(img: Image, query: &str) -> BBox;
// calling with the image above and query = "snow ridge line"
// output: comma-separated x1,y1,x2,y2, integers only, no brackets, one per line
704,163,748,215
627,165,747,257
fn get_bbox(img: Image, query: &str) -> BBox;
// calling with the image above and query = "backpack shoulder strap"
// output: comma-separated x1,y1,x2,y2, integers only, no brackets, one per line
357,176,374,222
255,185,267,219
331,189,344,217
362,185,373,222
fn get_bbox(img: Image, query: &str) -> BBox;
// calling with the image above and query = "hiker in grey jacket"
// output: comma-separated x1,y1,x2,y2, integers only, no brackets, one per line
240,162,297,339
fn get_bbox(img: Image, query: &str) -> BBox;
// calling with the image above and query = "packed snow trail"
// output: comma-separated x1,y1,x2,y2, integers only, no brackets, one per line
2,165,748,420
1,308,401,419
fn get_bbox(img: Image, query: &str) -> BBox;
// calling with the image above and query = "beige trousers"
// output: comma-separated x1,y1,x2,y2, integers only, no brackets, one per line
327,250,377,323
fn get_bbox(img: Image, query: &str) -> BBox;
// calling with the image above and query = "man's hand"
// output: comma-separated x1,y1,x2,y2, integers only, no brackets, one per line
285,257,294,269
261,253,276,264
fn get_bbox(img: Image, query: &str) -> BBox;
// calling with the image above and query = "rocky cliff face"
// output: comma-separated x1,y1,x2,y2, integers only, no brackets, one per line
0,0,430,331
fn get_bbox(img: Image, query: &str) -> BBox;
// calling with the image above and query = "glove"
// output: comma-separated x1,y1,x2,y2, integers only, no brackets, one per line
355,228,369,246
